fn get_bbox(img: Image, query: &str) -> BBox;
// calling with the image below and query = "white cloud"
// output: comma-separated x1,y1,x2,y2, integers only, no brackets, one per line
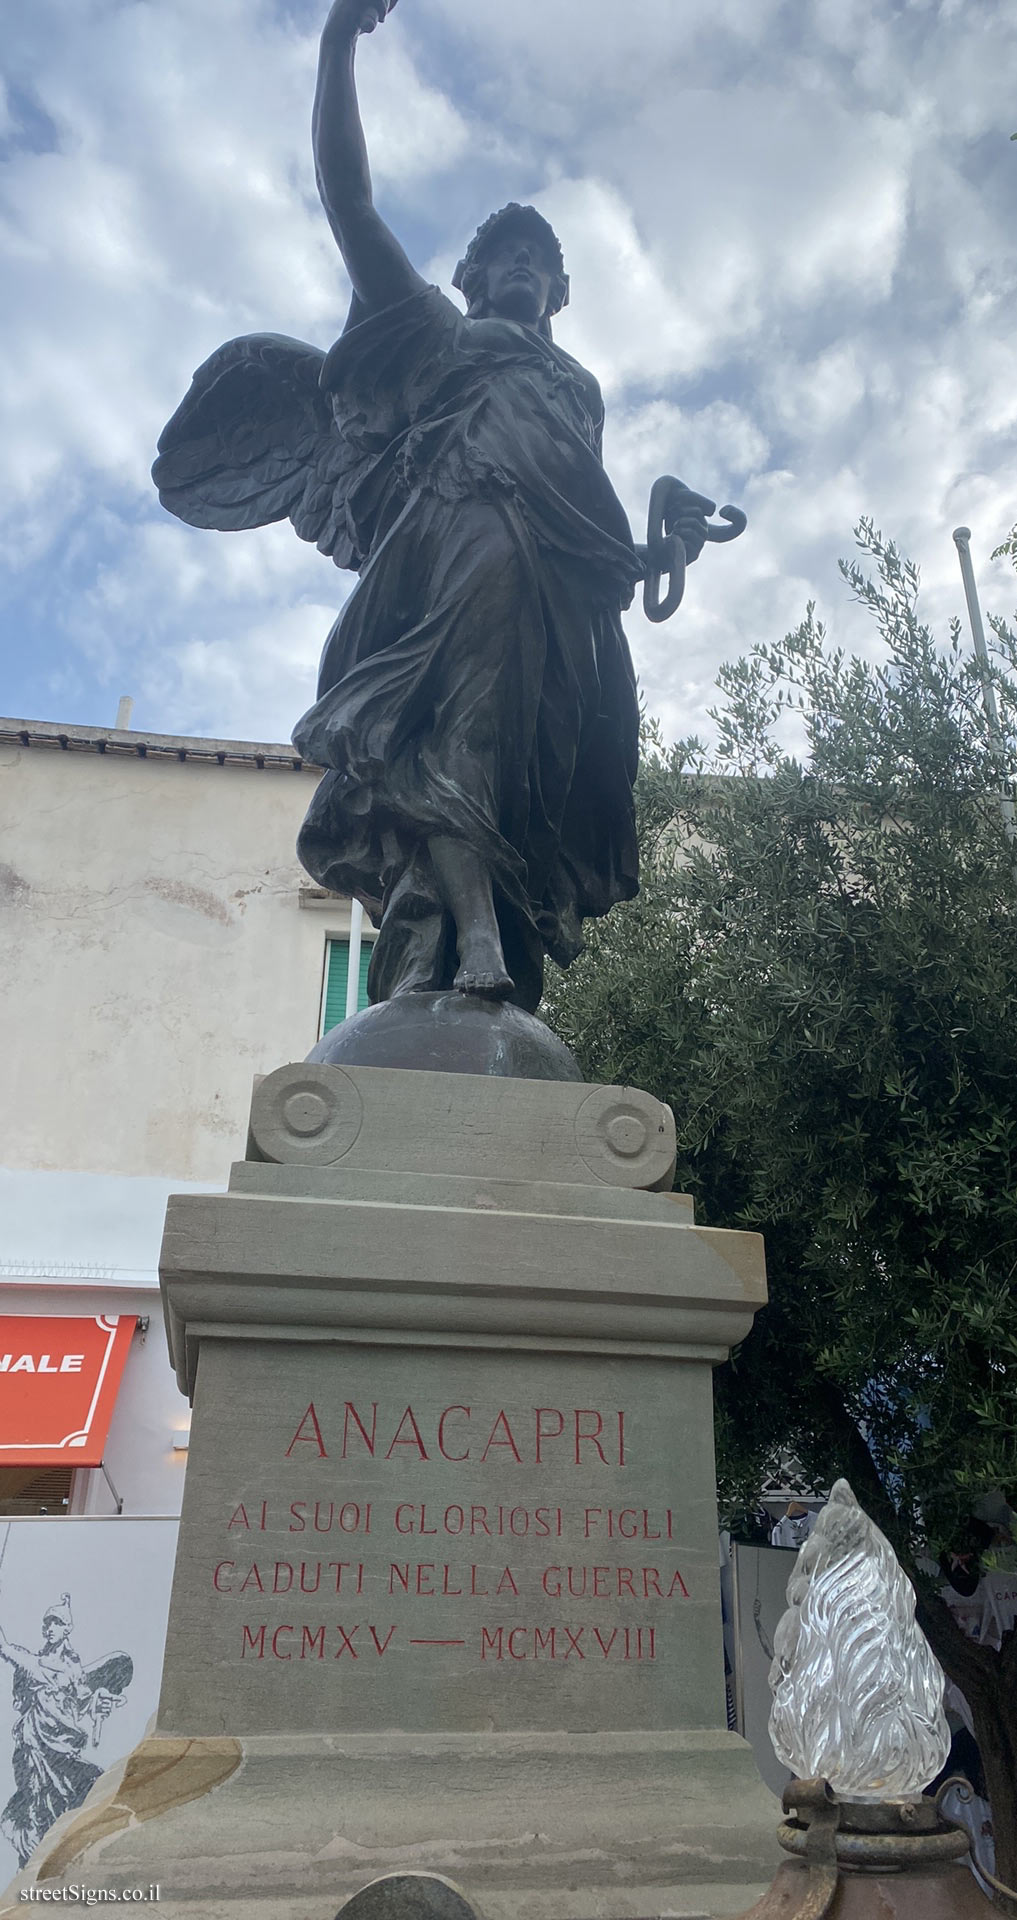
1,0,1016,765
546,179,715,393
50,512,348,739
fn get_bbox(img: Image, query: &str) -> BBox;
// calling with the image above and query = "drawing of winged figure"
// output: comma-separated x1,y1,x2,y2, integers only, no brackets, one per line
0,1593,132,1867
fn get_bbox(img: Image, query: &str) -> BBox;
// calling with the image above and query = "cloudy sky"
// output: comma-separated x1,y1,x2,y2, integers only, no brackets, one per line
1,0,1015,751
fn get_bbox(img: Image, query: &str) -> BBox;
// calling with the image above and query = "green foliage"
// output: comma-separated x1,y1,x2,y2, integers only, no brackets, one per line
545,521,1017,1571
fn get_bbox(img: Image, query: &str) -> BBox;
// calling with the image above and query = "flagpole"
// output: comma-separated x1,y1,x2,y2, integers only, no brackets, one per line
345,897,365,1019
952,526,1017,855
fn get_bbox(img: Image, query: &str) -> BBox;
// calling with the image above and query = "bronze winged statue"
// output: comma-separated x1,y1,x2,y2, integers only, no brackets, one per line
153,0,744,1017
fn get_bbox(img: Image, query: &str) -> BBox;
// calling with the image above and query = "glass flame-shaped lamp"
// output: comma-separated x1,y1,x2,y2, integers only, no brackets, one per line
769,1478,950,1796
735,1480,994,1920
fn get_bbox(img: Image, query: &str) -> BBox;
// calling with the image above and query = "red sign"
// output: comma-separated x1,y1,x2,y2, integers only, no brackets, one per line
0,1316,136,1466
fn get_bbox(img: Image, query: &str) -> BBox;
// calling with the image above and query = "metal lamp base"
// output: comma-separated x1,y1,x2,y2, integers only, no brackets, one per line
740,1780,993,1920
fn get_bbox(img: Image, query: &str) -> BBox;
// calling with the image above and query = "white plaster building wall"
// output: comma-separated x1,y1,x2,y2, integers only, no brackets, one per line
0,717,361,1517
0,722,345,1180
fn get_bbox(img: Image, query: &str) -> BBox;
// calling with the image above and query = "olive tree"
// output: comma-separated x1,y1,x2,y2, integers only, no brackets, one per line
545,523,1017,1896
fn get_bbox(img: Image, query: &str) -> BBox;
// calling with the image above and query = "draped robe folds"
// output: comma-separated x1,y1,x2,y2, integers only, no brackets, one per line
1,1651,103,1866
291,286,643,1014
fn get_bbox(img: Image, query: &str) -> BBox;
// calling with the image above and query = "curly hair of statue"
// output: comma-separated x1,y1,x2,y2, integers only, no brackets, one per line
452,204,570,333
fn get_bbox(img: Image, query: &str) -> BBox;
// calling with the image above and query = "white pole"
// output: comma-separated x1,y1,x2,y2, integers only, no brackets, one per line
345,897,364,1018
952,526,1017,854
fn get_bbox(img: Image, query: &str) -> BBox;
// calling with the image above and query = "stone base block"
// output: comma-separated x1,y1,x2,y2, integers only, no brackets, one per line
0,1068,779,1920
2,1729,779,1920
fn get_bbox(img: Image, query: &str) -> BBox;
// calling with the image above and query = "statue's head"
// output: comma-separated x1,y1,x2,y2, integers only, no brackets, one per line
453,204,569,339
42,1593,72,1646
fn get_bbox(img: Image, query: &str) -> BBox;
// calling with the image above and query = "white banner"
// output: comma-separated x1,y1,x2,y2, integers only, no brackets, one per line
730,1542,794,1798
0,1516,178,1891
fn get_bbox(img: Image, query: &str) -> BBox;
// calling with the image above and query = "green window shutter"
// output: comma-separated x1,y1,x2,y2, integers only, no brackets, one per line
322,937,372,1034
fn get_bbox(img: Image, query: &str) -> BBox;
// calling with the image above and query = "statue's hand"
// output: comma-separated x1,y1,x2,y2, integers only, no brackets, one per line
665,486,714,565
325,0,398,41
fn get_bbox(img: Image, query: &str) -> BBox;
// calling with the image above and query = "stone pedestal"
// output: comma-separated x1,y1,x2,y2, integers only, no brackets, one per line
2,1068,779,1919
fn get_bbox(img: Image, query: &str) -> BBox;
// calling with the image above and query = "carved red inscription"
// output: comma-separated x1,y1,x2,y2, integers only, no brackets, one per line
479,1625,657,1661
241,1623,398,1659
282,1403,627,1466
210,1397,702,1677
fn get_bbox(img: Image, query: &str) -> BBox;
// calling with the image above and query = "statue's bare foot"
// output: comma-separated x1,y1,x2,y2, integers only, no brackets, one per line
454,937,514,999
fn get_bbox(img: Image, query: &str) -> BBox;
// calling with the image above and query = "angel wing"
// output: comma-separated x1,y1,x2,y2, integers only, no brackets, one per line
152,334,363,570
80,1652,134,1696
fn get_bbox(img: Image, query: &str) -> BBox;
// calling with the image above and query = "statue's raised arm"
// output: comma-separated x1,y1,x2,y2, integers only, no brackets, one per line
154,3,748,1046
314,0,426,313
0,1625,48,1687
